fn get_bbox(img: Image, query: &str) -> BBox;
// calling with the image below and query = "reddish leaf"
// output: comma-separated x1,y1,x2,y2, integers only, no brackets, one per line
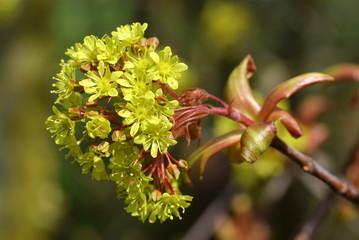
225,55,261,120
258,73,334,122
187,129,243,179
265,109,303,138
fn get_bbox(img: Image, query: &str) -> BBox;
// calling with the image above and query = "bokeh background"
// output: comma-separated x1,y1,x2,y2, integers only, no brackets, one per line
1,0,359,239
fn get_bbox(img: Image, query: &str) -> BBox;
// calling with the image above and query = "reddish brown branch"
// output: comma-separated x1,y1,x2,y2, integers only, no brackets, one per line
271,137,359,204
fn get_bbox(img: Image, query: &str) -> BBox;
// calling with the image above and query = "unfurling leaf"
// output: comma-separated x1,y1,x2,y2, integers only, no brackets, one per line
239,122,277,163
188,129,243,178
265,109,303,138
258,73,334,122
257,72,333,138
225,55,261,120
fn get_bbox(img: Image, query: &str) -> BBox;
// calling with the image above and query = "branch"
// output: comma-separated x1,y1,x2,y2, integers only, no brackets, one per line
294,133,359,239
271,137,359,204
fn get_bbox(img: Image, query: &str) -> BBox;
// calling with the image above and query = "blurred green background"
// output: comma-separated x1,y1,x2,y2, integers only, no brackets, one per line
1,0,359,239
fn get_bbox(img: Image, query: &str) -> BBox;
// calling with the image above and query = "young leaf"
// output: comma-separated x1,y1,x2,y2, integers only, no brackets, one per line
265,109,303,138
225,55,261,120
187,129,243,178
239,122,277,163
258,73,334,121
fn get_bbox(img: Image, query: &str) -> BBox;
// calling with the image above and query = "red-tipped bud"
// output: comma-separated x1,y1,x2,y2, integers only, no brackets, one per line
146,37,159,47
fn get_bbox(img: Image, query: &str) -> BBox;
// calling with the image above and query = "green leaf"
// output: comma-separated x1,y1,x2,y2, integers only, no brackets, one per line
239,122,277,163
187,129,243,178
225,55,261,120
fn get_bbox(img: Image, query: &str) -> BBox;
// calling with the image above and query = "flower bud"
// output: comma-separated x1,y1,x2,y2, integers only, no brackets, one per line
85,110,100,119
68,107,82,120
239,122,277,163
146,37,159,47
151,190,162,201
177,159,188,169
155,95,168,105
112,130,126,142
167,163,180,180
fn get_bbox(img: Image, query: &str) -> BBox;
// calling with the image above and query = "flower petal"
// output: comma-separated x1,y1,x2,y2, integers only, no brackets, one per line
150,52,160,63
108,88,118,97
79,79,96,87
174,63,188,72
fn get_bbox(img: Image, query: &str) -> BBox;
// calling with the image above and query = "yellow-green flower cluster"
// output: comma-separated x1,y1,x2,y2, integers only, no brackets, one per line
46,23,191,223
